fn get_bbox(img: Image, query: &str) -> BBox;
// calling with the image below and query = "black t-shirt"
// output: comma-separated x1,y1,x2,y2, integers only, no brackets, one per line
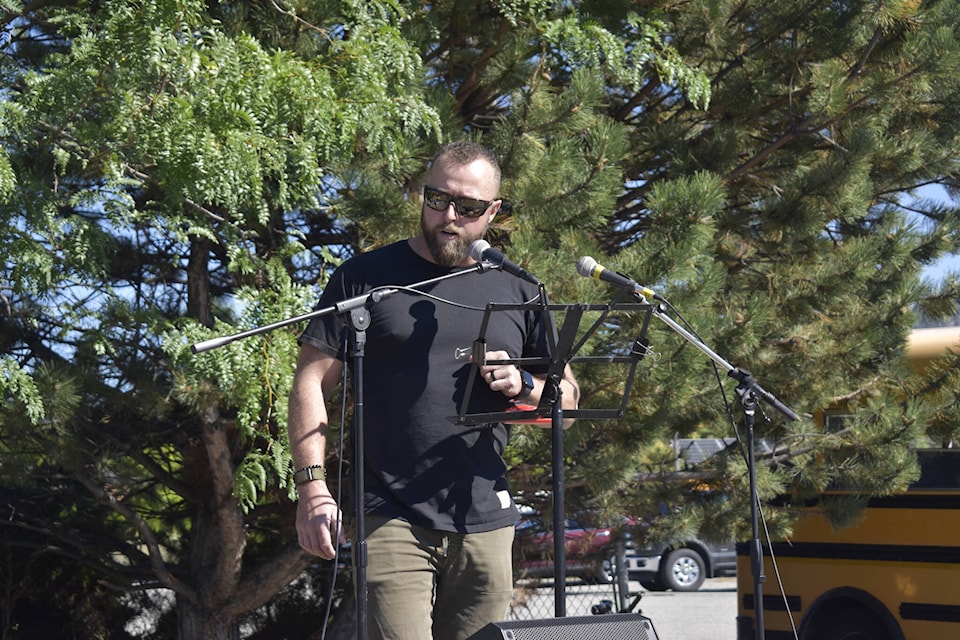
300,240,551,533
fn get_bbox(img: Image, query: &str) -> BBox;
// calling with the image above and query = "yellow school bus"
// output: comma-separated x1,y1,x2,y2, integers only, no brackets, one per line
736,327,960,640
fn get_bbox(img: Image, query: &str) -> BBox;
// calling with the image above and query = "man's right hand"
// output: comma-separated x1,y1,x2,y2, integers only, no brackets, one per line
295,480,345,559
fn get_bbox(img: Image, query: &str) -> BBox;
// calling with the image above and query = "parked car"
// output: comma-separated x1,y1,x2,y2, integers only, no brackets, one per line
513,514,632,584
513,509,736,592
622,537,737,592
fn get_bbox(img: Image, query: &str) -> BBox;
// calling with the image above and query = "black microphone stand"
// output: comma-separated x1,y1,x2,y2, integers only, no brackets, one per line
191,262,499,640
643,300,797,640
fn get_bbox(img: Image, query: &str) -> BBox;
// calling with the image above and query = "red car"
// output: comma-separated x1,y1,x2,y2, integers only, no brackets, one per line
513,515,630,584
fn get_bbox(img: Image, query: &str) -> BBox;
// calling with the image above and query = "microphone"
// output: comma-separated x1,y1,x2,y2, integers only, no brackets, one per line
576,256,663,301
470,240,541,285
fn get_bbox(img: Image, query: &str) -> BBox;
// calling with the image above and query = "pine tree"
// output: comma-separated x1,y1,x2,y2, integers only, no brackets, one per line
494,0,960,542
2,0,960,635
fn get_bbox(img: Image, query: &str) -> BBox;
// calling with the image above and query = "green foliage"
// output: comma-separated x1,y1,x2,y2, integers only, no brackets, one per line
903,350,960,446
2,0,960,634
165,256,314,510
0,358,44,422
496,0,960,543
541,11,710,108
0,0,440,633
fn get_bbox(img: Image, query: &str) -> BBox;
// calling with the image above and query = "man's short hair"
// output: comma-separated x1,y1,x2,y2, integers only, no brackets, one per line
433,141,501,186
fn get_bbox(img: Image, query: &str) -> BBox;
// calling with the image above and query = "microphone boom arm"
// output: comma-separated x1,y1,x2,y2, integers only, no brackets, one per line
190,261,498,354
650,303,798,421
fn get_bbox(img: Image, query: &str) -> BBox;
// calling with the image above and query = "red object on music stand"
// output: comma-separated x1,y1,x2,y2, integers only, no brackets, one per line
503,402,551,424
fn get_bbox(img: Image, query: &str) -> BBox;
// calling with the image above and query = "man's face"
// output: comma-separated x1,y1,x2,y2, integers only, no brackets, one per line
419,156,501,267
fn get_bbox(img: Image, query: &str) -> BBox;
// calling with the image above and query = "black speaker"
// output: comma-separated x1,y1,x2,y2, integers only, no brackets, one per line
467,613,660,640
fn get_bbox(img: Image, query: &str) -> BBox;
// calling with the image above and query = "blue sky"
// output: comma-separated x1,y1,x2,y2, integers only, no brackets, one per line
925,254,960,283
913,183,958,284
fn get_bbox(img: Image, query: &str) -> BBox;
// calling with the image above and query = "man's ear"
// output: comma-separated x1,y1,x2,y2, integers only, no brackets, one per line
487,199,504,222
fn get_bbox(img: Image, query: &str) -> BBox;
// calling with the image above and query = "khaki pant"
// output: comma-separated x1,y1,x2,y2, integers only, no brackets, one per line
363,514,515,640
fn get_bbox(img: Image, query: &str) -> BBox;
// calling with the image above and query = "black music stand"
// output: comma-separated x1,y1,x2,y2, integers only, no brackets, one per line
450,296,657,616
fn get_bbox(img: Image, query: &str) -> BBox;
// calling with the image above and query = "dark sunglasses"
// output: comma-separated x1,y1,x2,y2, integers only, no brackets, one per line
423,186,497,218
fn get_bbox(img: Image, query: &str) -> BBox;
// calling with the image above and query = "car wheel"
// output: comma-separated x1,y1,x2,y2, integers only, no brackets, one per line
584,557,614,584
640,579,668,592
805,606,893,640
661,548,706,592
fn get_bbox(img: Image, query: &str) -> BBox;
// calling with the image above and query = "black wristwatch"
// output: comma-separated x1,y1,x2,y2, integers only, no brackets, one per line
511,369,535,401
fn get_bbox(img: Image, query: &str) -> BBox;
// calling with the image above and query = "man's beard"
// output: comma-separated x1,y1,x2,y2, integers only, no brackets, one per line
421,216,484,267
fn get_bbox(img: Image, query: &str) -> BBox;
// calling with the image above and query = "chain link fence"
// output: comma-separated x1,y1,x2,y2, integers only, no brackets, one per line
507,579,628,620
506,528,639,620
507,544,641,621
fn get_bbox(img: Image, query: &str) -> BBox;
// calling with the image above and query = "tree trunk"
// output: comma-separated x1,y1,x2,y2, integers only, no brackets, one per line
177,596,241,640
187,236,212,327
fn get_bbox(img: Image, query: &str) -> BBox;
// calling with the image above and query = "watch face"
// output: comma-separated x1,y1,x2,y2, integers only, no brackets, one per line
522,370,534,389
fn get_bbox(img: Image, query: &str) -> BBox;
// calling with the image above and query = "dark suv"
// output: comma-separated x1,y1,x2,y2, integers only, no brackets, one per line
622,537,736,592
